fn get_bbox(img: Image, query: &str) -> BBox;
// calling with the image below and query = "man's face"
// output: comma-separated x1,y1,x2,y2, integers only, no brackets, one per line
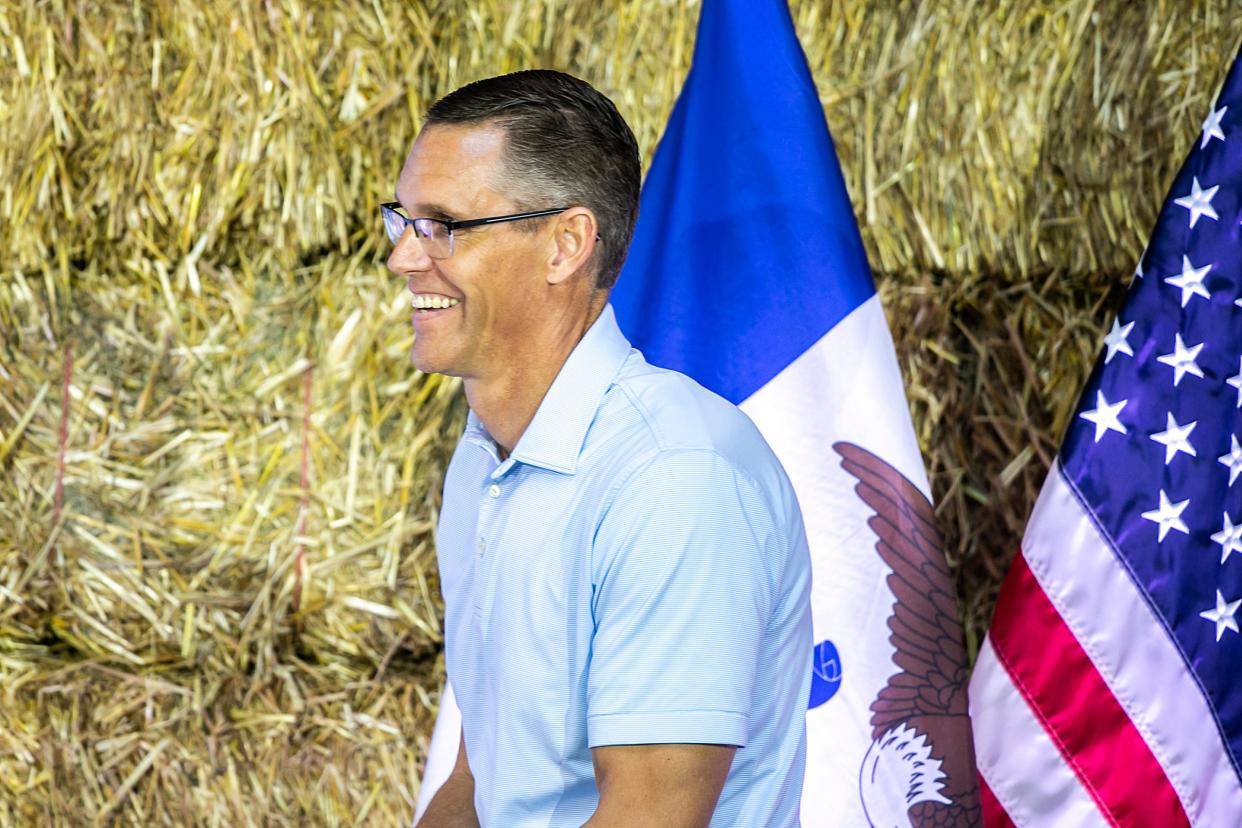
389,123,551,379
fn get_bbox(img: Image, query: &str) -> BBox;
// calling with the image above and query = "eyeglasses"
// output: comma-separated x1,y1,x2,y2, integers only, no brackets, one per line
381,202,568,259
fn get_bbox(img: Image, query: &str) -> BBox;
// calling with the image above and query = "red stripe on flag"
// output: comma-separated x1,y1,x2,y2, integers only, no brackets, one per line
990,552,1189,827
979,773,1016,828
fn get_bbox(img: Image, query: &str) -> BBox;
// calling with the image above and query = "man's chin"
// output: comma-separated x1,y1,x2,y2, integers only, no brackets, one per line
410,347,463,377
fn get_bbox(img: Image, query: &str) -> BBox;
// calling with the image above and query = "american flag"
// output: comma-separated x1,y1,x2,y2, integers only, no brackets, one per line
969,48,1242,827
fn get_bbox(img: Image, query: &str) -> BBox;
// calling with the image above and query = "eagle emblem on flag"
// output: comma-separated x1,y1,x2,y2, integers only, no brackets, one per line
835,442,981,828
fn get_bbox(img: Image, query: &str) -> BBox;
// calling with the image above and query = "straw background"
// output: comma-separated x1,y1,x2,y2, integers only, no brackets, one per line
1,0,1240,823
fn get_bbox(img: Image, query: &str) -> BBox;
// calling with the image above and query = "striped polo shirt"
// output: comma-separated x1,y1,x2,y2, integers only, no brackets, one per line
437,303,813,826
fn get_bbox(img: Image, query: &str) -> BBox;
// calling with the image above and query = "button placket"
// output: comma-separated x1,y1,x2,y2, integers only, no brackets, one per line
477,478,500,561
471,473,505,636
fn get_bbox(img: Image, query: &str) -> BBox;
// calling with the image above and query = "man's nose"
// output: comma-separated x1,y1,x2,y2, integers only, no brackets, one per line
386,229,434,278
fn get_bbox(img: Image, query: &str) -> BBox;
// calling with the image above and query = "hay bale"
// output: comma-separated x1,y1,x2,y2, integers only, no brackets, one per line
2,0,1241,822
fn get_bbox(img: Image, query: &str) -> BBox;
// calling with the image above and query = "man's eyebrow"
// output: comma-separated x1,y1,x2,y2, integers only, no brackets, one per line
417,203,458,221
391,193,457,220
397,198,457,221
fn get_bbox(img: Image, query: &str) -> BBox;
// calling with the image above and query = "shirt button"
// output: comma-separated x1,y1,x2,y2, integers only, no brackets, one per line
487,483,501,498
477,538,486,558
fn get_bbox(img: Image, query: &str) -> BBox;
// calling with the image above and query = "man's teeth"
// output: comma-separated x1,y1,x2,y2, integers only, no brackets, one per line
411,295,461,310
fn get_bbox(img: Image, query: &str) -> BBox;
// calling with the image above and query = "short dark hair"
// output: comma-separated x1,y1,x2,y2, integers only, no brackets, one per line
424,70,641,291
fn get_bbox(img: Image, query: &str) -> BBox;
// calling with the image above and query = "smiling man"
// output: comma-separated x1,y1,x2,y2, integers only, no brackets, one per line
391,70,812,828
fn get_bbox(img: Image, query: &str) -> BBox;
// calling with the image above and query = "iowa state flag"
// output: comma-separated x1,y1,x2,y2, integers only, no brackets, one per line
611,0,979,824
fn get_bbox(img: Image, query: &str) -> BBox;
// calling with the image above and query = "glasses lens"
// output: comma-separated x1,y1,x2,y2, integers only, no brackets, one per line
413,218,452,259
382,206,406,245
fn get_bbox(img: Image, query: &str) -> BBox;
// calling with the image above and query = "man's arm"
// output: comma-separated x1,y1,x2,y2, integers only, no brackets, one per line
415,730,479,828
584,452,779,826
583,743,736,828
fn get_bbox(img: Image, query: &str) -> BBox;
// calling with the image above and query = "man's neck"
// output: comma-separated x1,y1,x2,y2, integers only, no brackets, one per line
465,299,606,458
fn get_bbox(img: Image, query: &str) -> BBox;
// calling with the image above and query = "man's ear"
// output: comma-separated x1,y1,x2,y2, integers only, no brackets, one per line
547,207,597,286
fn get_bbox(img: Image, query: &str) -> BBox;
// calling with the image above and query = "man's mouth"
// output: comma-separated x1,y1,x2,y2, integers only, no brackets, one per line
411,294,461,312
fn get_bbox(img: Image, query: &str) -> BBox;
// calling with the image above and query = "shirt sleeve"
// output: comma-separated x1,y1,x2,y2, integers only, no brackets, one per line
586,449,779,749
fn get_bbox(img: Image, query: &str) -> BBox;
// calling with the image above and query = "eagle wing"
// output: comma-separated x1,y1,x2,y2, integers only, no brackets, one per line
834,441,981,828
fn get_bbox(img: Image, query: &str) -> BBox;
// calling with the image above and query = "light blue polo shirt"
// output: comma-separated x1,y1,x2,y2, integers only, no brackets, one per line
437,304,812,827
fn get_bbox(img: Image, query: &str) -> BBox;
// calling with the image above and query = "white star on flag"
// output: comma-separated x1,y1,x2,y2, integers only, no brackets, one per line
1227,357,1242,407
1134,259,1144,280
1220,435,1242,486
1078,390,1127,442
1200,590,1241,642
1156,333,1205,386
1103,318,1135,363
1212,513,1242,565
1141,489,1190,542
1173,177,1220,228
1201,103,1227,148
1150,413,1197,464
1164,255,1212,307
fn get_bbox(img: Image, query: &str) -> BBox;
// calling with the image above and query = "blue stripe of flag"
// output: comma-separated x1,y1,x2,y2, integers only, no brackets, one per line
612,0,874,405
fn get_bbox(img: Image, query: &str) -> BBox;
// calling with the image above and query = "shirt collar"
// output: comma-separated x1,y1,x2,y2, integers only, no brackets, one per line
472,303,629,475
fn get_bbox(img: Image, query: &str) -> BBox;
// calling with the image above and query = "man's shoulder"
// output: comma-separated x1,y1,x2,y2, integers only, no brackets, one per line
595,356,781,485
